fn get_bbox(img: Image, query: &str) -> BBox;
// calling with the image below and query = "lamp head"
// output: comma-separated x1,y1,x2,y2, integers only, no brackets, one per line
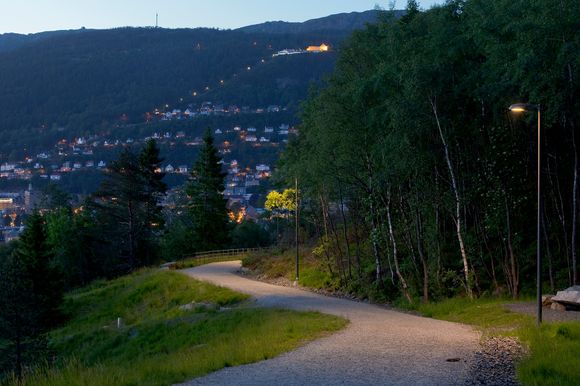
509,103,540,112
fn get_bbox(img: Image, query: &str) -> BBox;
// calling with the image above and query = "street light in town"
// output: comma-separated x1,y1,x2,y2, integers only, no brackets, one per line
509,102,542,325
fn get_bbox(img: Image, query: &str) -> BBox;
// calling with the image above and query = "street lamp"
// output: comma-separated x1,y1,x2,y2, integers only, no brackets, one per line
509,102,542,325
295,176,300,284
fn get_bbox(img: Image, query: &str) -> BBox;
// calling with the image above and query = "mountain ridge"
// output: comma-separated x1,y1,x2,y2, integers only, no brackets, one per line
238,9,403,34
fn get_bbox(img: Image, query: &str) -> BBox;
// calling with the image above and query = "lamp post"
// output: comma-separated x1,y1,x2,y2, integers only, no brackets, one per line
509,102,542,325
295,176,300,284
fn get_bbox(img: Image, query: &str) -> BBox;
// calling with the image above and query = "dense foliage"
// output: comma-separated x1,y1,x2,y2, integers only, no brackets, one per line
279,0,580,302
0,213,64,380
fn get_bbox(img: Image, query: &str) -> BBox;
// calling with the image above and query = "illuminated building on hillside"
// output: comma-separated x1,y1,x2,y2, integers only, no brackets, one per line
306,43,330,52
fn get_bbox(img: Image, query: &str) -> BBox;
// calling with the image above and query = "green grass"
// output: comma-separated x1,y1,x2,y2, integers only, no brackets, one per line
399,297,533,331
243,249,338,290
517,322,580,386
172,254,247,270
16,269,346,386
400,296,580,386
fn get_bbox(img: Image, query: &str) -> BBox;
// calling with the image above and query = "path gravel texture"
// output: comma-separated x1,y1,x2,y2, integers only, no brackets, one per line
177,261,480,386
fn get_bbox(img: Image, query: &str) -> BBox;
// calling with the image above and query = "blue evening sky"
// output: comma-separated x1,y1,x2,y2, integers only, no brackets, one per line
0,0,443,34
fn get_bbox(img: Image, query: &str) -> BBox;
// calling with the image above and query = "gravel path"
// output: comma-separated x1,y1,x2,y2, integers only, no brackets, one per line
176,261,480,386
464,337,526,386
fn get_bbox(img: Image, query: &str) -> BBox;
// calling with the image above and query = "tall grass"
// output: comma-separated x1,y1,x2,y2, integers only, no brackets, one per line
243,248,339,290
14,270,346,386
401,296,580,386
517,322,580,386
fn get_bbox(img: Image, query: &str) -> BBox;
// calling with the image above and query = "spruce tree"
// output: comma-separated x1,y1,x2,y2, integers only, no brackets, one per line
0,213,62,379
91,148,148,271
91,143,167,272
186,130,230,251
139,139,168,263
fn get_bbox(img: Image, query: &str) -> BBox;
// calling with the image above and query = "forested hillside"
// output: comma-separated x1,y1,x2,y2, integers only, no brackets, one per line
0,15,354,192
0,27,334,133
280,0,579,301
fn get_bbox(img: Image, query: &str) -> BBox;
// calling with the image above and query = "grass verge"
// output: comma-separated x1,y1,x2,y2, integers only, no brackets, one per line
15,269,346,386
172,254,249,270
243,248,339,290
399,297,580,386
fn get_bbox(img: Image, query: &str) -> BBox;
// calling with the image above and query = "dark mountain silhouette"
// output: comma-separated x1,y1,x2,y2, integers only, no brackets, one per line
238,10,403,34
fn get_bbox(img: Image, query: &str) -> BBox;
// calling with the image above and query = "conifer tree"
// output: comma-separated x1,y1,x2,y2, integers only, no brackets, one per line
91,143,167,271
186,130,230,251
139,139,168,263
0,213,62,379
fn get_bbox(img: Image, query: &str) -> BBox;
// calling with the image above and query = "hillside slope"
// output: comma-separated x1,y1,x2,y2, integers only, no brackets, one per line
238,10,403,34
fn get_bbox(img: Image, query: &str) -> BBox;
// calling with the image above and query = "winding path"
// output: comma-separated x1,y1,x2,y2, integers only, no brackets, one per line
177,261,480,386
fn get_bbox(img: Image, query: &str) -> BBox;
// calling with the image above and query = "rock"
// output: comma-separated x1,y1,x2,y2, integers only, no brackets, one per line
552,285,580,307
551,302,567,311
542,295,554,306
179,301,215,311
160,261,177,270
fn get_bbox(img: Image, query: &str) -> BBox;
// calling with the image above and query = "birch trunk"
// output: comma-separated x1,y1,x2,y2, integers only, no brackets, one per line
430,97,472,298
386,189,413,303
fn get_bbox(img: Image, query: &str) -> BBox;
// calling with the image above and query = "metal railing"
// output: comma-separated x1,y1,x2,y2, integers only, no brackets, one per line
186,247,266,260
160,246,274,269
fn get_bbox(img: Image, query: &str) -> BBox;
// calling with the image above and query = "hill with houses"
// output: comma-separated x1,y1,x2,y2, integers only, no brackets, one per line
0,9,391,197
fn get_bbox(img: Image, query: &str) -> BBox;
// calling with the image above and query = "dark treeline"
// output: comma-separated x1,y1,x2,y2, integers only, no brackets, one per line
279,0,579,302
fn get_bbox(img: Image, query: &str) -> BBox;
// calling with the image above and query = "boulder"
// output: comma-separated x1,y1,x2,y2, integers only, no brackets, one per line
179,301,216,311
542,295,554,306
550,302,567,311
551,285,580,308
160,261,177,270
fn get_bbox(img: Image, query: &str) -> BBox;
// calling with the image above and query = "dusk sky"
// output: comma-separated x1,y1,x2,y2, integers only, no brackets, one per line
0,0,443,34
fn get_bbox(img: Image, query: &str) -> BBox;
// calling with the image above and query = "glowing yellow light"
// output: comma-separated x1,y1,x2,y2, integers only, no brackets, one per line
510,107,526,112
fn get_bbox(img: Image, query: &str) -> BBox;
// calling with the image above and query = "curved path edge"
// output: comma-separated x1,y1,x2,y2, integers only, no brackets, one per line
176,261,480,386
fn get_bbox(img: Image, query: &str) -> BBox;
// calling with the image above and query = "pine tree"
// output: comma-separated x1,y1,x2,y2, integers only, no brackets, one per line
91,148,148,271
139,139,168,263
0,213,62,379
186,130,230,251
91,143,168,272
14,212,63,327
